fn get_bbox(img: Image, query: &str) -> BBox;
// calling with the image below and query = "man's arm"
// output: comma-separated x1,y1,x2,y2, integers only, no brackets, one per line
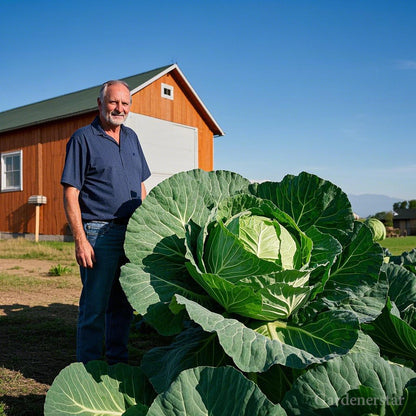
63,184,95,268
141,182,147,200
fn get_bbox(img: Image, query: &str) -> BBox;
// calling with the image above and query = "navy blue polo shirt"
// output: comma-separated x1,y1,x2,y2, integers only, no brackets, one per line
61,117,151,221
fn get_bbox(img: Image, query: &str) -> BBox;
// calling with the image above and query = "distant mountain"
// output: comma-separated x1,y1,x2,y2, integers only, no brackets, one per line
348,194,402,218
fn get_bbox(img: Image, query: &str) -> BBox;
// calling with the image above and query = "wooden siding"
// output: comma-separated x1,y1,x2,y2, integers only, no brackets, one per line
0,113,96,236
130,71,214,171
393,218,416,236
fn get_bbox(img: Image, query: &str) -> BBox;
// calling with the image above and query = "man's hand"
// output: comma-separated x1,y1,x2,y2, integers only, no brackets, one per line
75,238,95,268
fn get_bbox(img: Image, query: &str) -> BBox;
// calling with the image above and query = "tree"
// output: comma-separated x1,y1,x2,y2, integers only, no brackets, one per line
384,211,393,227
393,201,408,211
374,211,387,221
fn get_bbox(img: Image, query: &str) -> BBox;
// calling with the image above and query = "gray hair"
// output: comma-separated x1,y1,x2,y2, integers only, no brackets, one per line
99,80,131,103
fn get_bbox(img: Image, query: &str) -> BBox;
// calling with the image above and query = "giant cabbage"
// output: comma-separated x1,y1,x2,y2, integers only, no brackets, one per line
46,169,416,416
120,169,383,378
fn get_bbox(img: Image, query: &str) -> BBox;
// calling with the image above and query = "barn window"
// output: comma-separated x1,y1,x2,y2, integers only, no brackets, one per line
1,150,23,192
161,83,174,100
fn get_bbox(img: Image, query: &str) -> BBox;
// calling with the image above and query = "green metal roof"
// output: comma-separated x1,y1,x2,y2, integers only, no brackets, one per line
0,65,172,133
394,209,416,220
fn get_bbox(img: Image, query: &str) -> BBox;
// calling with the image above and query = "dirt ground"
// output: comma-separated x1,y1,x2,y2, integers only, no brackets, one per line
0,259,57,276
0,259,81,311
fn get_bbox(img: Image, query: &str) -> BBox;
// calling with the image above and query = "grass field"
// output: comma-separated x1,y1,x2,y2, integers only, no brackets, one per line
0,236,415,415
0,239,75,261
378,235,416,255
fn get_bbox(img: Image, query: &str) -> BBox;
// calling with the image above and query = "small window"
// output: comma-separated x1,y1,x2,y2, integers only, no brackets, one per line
1,150,23,192
161,83,174,100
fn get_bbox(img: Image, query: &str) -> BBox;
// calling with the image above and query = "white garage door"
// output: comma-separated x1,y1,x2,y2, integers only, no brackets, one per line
125,112,198,191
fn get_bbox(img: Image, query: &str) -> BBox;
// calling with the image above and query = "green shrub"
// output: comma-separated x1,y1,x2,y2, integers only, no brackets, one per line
48,264,72,276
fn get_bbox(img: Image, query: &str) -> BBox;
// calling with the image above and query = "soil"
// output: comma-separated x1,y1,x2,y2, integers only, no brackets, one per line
0,259,81,310
0,259,56,277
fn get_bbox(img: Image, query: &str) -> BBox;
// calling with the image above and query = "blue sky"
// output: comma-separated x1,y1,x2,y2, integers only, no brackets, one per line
1,0,415,200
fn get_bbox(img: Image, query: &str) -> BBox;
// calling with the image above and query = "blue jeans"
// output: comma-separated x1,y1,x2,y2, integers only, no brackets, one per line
77,221,132,364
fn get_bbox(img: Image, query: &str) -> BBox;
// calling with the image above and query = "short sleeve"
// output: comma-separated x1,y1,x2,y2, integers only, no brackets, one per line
60,134,87,190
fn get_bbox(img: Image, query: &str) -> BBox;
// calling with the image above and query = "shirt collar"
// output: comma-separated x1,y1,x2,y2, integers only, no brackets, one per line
91,116,126,139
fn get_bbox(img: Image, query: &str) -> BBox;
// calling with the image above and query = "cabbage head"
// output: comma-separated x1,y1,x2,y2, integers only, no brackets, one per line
365,218,386,241
184,194,313,320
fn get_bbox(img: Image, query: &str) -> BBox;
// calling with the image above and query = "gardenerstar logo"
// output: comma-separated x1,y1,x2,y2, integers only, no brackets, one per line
324,393,406,408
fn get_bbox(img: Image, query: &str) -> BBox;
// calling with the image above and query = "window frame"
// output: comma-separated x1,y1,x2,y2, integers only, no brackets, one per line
161,83,174,100
1,149,23,192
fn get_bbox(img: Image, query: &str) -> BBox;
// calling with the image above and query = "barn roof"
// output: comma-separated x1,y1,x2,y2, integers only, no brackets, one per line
0,64,224,136
394,209,416,220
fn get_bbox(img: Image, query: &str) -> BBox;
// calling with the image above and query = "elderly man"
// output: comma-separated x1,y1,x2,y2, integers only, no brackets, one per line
61,80,151,364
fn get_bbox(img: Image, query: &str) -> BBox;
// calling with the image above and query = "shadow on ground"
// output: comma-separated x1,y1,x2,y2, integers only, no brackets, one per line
0,303,78,416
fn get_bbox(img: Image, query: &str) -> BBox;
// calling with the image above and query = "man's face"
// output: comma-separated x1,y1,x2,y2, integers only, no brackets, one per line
98,83,131,128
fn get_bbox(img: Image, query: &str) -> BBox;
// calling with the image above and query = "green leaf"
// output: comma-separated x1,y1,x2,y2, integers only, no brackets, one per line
362,298,416,361
121,170,250,334
323,221,385,322
249,171,354,245
256,281,312,320
141,327,232,393
44,361,155,416
256,364,297,405
282,353,416,415
348,331,380,355
175,295,358,372
120,261,202,335
305,225,342,295
384,262,416,313
147,366,287,416
232,213,299,267
253,310,358,356
125,169,250,265
328,222,383,293
402,304,416,327
186,260,312,320
388,248,416,275
199,220,280,282
185,261,265,318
